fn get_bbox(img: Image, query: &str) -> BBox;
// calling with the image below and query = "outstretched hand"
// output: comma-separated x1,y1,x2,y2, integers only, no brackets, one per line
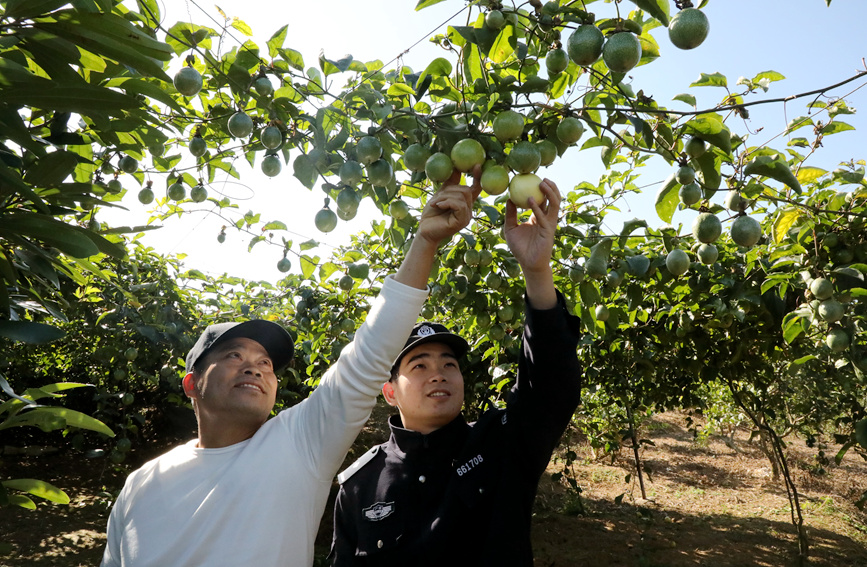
503,178,560,309
504,178,561,273
416,164,483,247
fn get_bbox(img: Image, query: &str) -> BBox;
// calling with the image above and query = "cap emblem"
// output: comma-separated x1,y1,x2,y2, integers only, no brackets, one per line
417,325,435,337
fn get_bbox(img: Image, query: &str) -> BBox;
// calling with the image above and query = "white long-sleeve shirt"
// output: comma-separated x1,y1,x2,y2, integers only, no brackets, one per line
100,276,428,567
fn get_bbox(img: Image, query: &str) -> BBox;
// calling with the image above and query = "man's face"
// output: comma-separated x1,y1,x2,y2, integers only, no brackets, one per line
383,342,464,434
185,337,277,435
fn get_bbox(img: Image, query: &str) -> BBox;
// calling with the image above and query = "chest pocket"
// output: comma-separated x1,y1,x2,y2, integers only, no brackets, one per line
354,502,404,557
454,452,494,511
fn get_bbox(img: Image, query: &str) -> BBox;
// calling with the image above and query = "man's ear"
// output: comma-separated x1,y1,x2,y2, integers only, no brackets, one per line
382,382,397,406
183,373,198,398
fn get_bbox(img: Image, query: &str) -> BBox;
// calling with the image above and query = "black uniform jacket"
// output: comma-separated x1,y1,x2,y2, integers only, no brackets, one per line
330,291,582,566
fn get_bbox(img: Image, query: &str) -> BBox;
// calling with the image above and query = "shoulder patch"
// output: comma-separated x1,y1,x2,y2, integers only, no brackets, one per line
337,445,380,484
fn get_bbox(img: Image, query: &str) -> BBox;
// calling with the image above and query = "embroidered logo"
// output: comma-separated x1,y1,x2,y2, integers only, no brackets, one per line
417,325,435,337
363,501,395,521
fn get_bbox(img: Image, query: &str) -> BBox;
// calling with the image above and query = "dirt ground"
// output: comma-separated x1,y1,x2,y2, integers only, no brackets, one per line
1,409,865,566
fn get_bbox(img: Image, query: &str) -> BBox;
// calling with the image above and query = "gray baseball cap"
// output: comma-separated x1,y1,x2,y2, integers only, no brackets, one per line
185,320,294,373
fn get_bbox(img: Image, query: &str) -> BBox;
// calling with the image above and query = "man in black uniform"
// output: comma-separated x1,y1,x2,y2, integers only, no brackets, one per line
329,178,582,566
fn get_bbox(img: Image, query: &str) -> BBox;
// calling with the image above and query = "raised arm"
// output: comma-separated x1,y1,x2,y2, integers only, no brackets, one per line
297,165,482,479
395,165,482,289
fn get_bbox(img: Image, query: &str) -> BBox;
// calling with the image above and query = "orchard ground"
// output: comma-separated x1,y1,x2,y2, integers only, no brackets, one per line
2,406,865,566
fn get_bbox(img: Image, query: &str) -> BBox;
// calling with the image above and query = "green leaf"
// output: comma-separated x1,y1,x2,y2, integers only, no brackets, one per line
578,281,601,307
462,45,483,85
319,261,340,280
672,93,696,107
772,208,803,243
23,151,81,188
278,47,305,71
266,25,288,58
8,494,36,510
5,0,69,18
0,406,114,436
796,166,826,185
683,114,731,154
416,0,446,10
626,0,670,26
786,116,813,134
753,70,785,83
300,255,318,280
636,34,660,67
387,83,416,97
262,221,288,232
791,355,818,365
293,154,317,189
654,173,679,223
0,321,65,344
820,121,855,135
782,311,808,344
319,52,353,76
0,83,139,116
694,149,721,193
299,240,318,252
230,18,253,36
115,78,184,113
489,26,516,64
0,214,103,258
2,479,69,504
619,219,648,248
744,155,801,194
690,72,727,88
417,58,452,87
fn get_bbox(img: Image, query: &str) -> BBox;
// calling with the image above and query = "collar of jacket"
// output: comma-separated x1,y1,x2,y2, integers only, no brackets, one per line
387,414,470,462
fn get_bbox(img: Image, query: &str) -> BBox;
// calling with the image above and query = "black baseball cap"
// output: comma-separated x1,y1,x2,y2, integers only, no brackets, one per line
185,320,294,373
392,322,469,371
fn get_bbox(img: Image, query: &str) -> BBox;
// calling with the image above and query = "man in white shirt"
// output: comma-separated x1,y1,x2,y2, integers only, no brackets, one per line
100,168,481,567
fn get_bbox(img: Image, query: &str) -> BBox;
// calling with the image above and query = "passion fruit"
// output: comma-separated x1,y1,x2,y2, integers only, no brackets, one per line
508,173,544,209
227,111,253,138
119,155,139,174
261,154,282,177
450,138,486,172
261,126,283,149
190,184,208,202
425,152,454,183
189,136,207,157
493,110,525,143
355,136,382,165
602,32,642,73
556,117,584,145
692,212,722,244
404,143,432,173
730,215,762,247
697,243,718,265
545,48,569,75
339,160,364,186
366,159,393,187
666,249,690,276
506,141,541,174
679,182,702,206
481,165,510,196
567,25,604,66
173,66,203,97
669,8,710,50
314,208,338,233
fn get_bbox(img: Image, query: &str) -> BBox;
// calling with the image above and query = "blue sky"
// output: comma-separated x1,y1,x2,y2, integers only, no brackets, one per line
109,0,867,282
